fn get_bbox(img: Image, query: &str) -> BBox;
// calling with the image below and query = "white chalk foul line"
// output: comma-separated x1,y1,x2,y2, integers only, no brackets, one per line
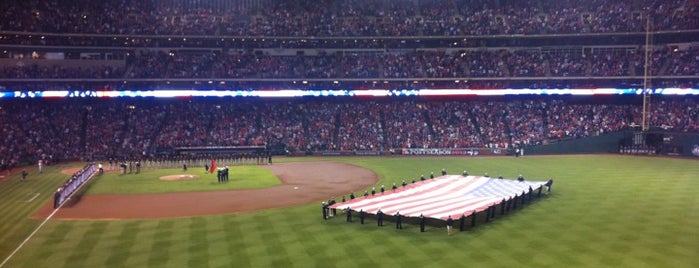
25,193,40,203
1,169,97,268
0,207,59,268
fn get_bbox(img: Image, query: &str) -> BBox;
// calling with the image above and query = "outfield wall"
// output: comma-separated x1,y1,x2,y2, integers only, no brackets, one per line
525,131,699,158
658,132,699,157
524,132,626,155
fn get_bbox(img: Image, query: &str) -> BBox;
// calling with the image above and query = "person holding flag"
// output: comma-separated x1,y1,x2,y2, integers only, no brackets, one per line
446,215,454,235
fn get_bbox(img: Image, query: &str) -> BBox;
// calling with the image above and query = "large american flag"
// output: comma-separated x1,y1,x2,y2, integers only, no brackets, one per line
329,175,548,220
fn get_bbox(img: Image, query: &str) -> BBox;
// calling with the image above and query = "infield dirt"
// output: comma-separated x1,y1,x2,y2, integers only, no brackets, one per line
34,162,378,220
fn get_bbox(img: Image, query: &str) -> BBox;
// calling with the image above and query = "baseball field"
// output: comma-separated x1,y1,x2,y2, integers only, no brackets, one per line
0,155,697,267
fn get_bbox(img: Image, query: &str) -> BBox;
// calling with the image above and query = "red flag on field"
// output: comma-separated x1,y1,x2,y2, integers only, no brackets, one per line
209,159,217,174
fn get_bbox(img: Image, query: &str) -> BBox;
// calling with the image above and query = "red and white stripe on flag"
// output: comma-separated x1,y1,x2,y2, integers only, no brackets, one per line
329,175,547,220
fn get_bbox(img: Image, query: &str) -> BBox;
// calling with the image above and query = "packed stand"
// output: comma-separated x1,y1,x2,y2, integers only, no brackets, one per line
336,102,386,151
641,99,699,132
0,64,124,79
544,100,635,139
2,46,697,83
1,97,698,168
424,101,484,148
0,101,84,170
381,101,433,149
1,0,697,37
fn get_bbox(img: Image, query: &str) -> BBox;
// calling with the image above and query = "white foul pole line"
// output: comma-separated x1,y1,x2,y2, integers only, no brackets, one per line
26,192,41,203
0,168,97,268
0,206,61,268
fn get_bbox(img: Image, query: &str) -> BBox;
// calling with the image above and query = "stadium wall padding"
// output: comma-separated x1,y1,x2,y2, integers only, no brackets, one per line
665,132,699,157
526,131,699,157
525,132,627,155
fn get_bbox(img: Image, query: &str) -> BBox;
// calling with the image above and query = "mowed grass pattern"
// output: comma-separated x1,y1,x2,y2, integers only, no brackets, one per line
0,163,85,262
1,155,698,267
83,166,280,195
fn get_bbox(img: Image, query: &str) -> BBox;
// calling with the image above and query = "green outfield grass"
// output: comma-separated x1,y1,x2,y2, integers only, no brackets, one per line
1,155,698,268
82,166,280,195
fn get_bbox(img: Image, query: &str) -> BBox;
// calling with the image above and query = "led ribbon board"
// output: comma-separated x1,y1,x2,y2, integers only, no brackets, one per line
1,88,698,99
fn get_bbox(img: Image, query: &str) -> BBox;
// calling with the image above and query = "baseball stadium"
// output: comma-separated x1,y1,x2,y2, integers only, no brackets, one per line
1,0,698,267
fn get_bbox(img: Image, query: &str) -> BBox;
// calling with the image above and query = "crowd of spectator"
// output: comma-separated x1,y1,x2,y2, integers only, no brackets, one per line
0,64,124,79
1,96,697,170
664,46,699,76
644,98,699,132
126,50,171,79
1,0,697,37
0,0,697,172
544,100,634,140
2,46,697,81
381,101,432,149
0,1,695,92
0,102,84,171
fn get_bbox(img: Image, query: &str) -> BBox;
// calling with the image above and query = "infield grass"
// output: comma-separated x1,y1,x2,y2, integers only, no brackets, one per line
82,166,280,195
1,155,698,268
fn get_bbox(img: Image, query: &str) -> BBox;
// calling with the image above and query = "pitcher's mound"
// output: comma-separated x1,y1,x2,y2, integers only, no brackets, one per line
34,162,378,219
160,174,199,181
